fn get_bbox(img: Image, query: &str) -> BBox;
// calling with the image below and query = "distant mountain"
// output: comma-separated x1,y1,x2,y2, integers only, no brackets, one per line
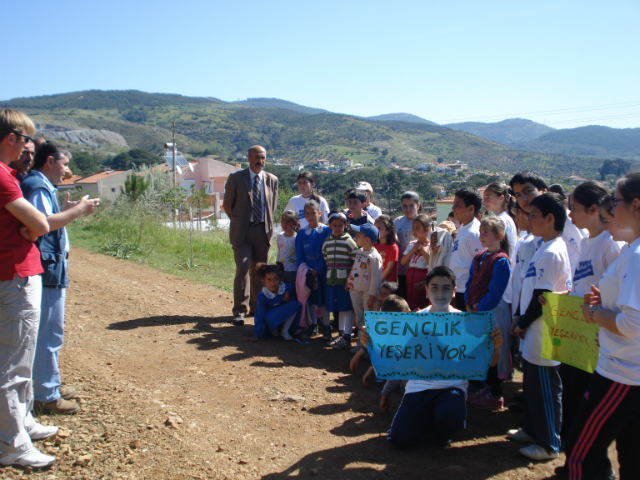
514,126,640,159
367,113,437,125
0,89,613,177
231,98,328,115
1,89,224,110
445,118,554,145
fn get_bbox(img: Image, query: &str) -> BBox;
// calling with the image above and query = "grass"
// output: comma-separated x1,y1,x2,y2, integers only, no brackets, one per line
66,208,262,292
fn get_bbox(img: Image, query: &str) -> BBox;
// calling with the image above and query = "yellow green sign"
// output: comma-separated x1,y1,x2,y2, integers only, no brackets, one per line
541,293,600,373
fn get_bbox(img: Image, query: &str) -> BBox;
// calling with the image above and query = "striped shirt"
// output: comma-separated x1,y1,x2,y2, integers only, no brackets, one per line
322,233,359,286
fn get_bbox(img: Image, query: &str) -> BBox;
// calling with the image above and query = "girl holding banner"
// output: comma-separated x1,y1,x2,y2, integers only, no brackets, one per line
560,172,640,480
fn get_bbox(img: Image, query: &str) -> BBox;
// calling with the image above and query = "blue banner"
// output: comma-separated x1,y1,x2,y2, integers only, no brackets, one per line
364,311,494,381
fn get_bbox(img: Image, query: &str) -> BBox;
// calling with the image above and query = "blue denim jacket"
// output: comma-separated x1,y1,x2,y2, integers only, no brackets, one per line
21,172,69,288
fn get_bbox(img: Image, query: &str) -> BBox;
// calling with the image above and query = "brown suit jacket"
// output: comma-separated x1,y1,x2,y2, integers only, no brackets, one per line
223,168,278,248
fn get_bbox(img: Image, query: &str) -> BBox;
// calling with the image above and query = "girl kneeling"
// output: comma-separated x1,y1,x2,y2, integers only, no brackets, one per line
247,263,301,342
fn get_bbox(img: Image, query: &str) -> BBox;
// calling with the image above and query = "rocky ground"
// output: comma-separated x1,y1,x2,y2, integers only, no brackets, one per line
0,248,619,479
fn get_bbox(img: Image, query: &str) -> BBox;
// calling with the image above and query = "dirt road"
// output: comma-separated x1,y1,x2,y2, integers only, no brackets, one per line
2,247,614,479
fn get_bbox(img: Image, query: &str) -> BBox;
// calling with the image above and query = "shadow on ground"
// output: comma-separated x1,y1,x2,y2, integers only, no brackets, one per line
108,313,547,479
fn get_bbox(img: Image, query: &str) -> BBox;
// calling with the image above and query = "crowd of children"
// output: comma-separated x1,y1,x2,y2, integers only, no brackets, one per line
246,170,640,478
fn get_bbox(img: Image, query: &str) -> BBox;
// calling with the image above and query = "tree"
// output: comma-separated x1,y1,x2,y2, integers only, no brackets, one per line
69,151,102,177
121,174,149,202
598,158,632,181
382,148,389,156
110,149,162,170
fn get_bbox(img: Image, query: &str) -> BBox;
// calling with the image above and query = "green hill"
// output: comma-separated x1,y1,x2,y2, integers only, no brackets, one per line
445,118,555,145
0,90,610,177
366,113,438,125
231,97,328,115
513,125,640,159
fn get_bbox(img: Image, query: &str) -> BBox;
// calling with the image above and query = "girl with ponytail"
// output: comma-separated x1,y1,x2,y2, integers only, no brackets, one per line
464,216,512,410
284,171,330,229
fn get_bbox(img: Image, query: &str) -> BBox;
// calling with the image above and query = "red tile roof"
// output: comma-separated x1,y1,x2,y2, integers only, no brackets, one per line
75,170,129,184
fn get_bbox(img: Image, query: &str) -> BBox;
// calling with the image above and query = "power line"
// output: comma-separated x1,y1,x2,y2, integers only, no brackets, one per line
438,100,640,124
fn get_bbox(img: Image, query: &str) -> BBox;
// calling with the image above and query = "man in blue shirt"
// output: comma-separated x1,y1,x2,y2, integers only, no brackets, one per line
21,141,99,414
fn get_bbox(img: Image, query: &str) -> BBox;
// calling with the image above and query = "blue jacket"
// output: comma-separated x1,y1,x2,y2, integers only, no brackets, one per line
21,172,69,288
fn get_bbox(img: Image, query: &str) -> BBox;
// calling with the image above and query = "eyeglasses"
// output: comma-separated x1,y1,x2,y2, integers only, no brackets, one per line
611,197,626,210
12,131,34,144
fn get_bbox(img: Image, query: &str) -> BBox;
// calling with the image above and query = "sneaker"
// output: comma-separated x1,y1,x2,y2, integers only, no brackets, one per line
59,386,77,400
350,344,363,354
0,447,56,468
519,443,558,460
332,337,349,350
27,423,59,440
294,328,305,336
467,388,488,401
281,332,293,341
232,314,244,326
270,328,279,337
469,395,504,410
35,397,80,414
507,428,535,443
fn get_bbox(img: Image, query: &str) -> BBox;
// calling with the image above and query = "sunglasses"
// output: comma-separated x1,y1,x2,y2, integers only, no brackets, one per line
12,130,34,144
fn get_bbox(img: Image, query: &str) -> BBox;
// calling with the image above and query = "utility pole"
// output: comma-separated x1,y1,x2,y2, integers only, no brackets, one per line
172,121,177,189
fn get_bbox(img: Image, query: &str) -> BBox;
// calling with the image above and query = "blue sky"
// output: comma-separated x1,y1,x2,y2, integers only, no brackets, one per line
1,0,638,129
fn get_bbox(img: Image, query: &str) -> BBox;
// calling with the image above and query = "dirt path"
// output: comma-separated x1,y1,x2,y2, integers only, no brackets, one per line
1,248,617,479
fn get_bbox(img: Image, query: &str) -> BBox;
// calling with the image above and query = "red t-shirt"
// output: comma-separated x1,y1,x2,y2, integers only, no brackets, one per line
0,162,43,281
374,242,399,282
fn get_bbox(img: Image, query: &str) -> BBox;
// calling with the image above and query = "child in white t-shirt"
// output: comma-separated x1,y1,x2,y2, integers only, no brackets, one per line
284,171,330,229
276,210,300,285
543,182,623,441
509,193,572,461
449,187,484,310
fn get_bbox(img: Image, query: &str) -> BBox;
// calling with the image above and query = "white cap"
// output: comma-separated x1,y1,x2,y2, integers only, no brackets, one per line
355,181,373,192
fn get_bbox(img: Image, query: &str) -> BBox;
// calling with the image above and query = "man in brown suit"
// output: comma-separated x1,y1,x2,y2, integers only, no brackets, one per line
223,146,278,325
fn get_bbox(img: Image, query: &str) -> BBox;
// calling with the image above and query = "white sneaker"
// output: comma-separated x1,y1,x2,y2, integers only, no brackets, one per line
519,443,559,460
507,428,535,443
0,447,56,468
27,423,59,440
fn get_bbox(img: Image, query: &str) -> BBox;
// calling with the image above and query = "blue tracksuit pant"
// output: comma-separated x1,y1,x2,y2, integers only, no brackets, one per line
522,359,562,454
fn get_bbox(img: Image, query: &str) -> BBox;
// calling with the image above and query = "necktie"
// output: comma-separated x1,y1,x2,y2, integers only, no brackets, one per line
252,175,262,222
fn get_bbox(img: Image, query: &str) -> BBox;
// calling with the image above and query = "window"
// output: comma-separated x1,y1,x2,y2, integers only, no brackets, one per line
111,188,116,193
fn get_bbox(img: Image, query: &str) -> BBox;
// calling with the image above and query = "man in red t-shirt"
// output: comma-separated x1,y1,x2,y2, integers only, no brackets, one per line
0,110,57,469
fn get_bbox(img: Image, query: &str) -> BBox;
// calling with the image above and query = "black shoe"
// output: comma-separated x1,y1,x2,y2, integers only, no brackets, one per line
513,391,525,403
232,314,245,326
507,403,524,413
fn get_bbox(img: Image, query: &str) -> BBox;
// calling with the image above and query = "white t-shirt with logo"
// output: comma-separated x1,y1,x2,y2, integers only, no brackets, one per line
393,216,416,276
570,231,623,298
449,218,483,293
284,195,330,230
562,216,588,274
521,237,572,367
596,237,640,385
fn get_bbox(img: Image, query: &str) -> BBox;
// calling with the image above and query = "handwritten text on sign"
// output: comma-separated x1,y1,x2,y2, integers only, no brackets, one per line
541,293,599,373
364,311,494,381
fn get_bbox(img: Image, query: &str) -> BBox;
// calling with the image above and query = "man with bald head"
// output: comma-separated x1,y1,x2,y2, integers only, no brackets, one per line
223,146,278,325
8,140,35,181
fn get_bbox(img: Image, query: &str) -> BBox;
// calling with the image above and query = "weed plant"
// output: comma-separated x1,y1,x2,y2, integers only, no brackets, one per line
66,167,241,291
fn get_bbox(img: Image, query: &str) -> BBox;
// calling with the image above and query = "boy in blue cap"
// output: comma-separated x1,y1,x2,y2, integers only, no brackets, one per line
346,224,383,352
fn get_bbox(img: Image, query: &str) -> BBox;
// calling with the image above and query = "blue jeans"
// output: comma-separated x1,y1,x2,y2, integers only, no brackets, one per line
33,287,66,403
